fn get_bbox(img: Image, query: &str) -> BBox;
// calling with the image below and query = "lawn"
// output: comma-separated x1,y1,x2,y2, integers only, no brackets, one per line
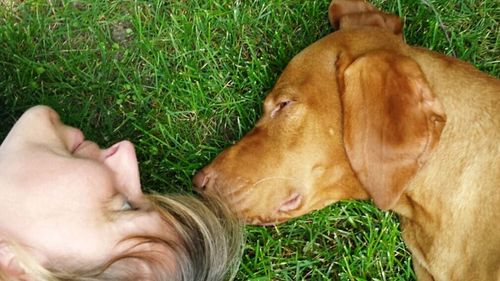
0,0,498,280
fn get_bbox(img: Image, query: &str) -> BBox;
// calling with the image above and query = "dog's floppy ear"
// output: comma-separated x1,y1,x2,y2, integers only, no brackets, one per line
328,0,403,36
337,51,446,210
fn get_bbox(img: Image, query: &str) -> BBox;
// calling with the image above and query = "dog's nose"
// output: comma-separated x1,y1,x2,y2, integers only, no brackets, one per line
193,169,210,190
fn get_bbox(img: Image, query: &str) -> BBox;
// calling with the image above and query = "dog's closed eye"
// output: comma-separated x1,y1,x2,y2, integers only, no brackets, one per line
271,100,293,118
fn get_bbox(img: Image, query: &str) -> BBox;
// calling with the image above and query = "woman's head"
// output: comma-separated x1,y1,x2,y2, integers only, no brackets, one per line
147,193,243,281
0,106,243,280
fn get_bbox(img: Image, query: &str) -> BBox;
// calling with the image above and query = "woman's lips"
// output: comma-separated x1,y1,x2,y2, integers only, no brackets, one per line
70,129,85,152
72,140,94,153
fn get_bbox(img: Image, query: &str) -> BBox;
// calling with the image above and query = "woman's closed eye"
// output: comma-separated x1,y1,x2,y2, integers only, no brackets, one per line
114,194,148,213
120,197,141,212
121,200,134,211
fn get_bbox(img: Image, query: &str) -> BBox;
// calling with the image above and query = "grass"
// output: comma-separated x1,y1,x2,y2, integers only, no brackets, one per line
0,0,498,280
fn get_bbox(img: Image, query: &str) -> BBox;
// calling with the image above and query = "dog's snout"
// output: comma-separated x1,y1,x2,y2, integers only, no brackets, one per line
193,169,210,190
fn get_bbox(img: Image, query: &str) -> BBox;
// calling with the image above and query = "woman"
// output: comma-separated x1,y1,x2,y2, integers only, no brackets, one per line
0,105,243,281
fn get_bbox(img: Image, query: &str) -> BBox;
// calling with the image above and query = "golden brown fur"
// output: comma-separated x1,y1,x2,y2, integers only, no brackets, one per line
193,1,500,279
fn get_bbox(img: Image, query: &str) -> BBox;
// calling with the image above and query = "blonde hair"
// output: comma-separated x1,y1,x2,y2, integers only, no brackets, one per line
1,193,244,281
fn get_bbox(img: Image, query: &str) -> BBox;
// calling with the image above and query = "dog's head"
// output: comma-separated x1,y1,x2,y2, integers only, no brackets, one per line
194,0,446,225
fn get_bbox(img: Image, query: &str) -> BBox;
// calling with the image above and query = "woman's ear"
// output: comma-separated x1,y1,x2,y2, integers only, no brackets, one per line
0,240,27,280
337,50,446,210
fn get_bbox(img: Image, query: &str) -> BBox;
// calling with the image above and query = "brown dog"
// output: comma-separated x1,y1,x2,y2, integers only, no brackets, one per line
193,0,500,280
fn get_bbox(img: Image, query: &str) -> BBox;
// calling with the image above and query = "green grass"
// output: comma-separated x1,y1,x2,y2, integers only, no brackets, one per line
0,0,498,280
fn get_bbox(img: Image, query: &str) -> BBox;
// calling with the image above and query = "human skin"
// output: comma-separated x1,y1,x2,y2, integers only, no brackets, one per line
0,105,178,276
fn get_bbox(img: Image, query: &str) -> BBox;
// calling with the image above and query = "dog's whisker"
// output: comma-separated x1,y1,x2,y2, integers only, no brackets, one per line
249,176,299,190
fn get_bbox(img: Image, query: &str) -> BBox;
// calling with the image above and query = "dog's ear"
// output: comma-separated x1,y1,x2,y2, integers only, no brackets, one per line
328,0,403,36
337,51,446,210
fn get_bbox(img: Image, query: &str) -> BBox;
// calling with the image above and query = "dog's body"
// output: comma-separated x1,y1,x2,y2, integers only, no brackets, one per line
393,42,499,280
194,1,500,280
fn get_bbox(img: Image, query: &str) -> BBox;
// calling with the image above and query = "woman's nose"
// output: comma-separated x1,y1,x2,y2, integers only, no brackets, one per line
103,140,142,199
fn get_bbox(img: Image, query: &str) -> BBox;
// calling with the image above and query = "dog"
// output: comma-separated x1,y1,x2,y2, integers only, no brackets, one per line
193,0,500,280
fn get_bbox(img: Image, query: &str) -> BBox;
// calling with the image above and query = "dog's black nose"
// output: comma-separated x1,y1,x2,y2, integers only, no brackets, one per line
193,169,209,191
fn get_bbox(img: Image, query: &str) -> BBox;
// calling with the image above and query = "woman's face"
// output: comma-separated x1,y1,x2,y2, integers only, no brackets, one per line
0,106,177,273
